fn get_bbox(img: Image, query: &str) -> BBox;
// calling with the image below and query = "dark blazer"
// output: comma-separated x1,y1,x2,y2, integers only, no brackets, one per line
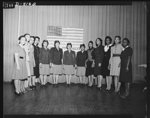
76,51,88,67
39,47,50,64
50,47,63,65
63,50,76,65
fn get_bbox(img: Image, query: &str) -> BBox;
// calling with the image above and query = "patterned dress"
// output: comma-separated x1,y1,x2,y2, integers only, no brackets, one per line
109,44,123,76
24,43,31,76
12,44,28,80
28,45,35,76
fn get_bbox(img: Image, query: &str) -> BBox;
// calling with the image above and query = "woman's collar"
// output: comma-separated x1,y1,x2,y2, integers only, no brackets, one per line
19,44,24,48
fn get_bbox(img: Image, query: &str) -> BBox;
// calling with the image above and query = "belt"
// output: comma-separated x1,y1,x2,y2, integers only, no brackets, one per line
19,56,24,59
113,54,120,57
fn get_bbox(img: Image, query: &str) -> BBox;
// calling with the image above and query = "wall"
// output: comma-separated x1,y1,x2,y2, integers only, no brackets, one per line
3,2,147,82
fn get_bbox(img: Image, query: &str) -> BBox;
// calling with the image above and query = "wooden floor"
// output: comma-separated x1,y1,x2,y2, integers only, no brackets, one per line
3,82,147,118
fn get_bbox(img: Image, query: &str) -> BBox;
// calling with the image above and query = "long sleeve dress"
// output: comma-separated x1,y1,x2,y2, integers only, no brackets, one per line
33,45,40,78
28,44,35,76
24,43,31,76
119,46,133,83
101,44,112,78
93,45,104,76
12,44,28,80
85,48,94,77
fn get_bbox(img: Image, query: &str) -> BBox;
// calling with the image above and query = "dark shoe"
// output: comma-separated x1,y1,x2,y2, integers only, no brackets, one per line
25,87,32,91
53,84,57,87
32,86,37,89
120,94,126,99
23,90,27,93
14,92,21,96
98,87,102,91
106,89,110,93
30,86,34,89
124,91,129,97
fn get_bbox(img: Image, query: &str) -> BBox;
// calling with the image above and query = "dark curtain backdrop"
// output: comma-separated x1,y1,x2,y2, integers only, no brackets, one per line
3,2,147,82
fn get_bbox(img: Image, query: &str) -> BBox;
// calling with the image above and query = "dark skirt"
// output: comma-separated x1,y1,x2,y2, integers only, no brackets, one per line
34,65,39,78
34,59,39,78
85,61,94,77
101,58,110,78
94,62,102,77
119,63,132,83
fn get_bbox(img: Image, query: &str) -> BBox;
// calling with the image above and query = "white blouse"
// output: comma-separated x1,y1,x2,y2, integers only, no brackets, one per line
104,44,112,52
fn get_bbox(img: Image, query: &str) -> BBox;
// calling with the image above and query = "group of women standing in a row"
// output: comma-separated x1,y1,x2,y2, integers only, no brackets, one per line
13,34,133,99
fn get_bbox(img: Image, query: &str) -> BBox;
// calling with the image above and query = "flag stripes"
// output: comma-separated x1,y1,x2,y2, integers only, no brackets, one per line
47,27,84,52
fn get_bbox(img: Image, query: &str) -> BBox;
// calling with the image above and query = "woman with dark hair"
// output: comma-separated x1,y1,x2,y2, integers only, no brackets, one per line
33,36,40,83
101,36,113,91
39,40,50,85
109,36,123,93
85,41,95,87
12,35,28,95
119,38,133,98
76,44,88,85
50,40,63,85
93,38,104,90
63,43,76,85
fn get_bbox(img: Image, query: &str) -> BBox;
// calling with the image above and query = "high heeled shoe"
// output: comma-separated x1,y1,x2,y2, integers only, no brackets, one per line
22,90,27,93
106,88,111,92
120,94,126,99
99,87,102,90
115,90,120,95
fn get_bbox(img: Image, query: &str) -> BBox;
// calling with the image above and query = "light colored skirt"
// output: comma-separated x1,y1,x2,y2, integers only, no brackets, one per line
76,67,86,76
29,61,34,75
26,61,31,76
110,57,121,76
39,64,50,75
63,65,75,75
12,59,28,80
51,64,63,75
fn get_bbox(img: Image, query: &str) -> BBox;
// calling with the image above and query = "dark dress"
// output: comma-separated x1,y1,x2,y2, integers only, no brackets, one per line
85,48,94,77
101,45,112,78
93,45,104,76
33,45,40,78
119,47,133,83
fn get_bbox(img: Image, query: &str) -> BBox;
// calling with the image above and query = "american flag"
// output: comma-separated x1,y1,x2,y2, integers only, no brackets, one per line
47,26,84,52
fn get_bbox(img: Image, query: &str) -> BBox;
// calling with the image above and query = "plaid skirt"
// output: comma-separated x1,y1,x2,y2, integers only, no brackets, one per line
51,64,63,75
63,65,75,75
76,67,86,76
39,64,50,75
